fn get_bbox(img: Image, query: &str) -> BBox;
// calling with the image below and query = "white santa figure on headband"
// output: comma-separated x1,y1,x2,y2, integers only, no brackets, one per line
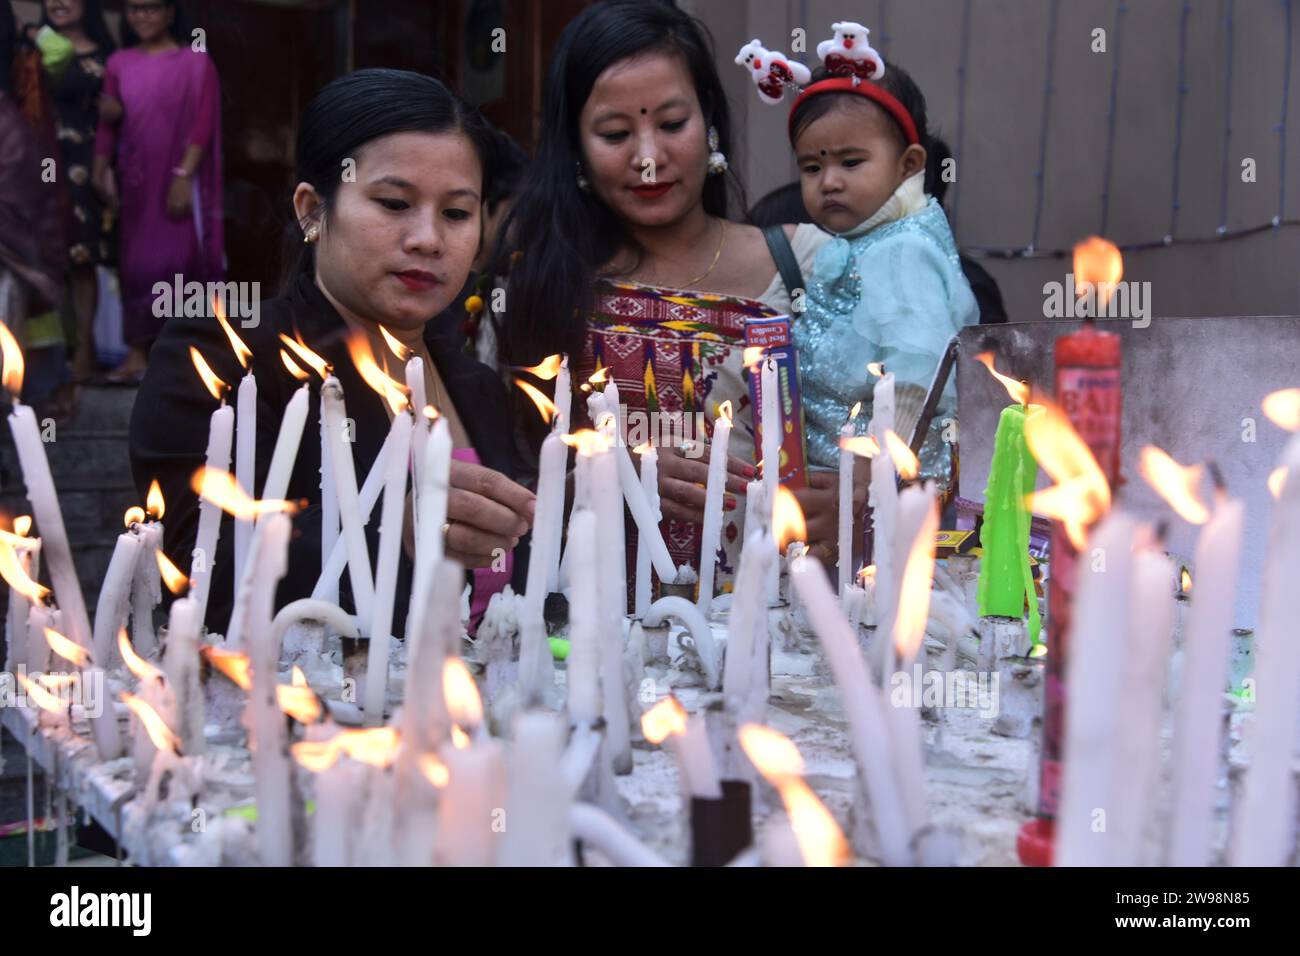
734,39,812,104
816,22,884,80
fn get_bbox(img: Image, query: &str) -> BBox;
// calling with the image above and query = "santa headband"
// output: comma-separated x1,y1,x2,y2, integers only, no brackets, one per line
734,22,920,146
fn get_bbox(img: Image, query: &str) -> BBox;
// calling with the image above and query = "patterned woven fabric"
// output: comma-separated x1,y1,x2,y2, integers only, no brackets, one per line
578,279,779,590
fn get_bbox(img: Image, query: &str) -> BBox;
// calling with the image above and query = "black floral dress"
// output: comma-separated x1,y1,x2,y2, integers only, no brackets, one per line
49,50,112,267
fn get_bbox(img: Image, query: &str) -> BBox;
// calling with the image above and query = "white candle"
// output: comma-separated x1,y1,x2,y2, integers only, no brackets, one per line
320,377,374,627
498,712,573,866
406,413,452,654
1109,546,1175,866
554,355,572,436
723,529,774,710
234,372,257,592
435,738,508,866
319,396,339,603
868,373,898,678
5,536,38,668
790,554,910,866
308,725,365,867
838,418,856,597
635,444,660,617
1056,512,1137,866
128,673,175,783
1167,498,1243,865
520,429,565,701
260,383,309,505
189,402,234,625
760,357,781,511
312,426,395,602
594,444,632,772
696,404,733,615
404,356,427,531
565,508,602,725
163,595,205,755
8,402,122,760
363,408,413,726
129,520,161,657
248,511,294,866
674,714,722,799
92,529,142,669
1232,432,1300,866
604,378,623,444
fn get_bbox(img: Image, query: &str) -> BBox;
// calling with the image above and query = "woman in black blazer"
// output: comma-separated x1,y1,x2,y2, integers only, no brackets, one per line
129,70,535,636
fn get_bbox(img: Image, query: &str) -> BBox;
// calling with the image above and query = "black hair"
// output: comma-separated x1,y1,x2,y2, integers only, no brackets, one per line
926,135,952,205
120,0,192,48
747,182,812,228
0,2,15,95
496,0,744,367
282,68,496,293
483,127,529,217
788,62,929,157
40,0,117,55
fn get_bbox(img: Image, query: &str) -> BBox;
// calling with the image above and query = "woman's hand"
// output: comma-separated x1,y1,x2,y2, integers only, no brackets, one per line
656,442,753,525
167,173,193,219
98,94,123,126
793,460,871,565
93,163,119,214
444,458,536,569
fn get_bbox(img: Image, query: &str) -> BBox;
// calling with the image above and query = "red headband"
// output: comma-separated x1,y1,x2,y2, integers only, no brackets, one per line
788,77,920,146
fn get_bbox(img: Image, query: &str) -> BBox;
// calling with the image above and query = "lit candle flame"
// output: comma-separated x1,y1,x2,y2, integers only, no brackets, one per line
1138,446,1209,525
560,428,609,457
633,441,654,456
867,361,885,378
280,349,310,382
378,325,413,362
520,354,564,381
419,753,450,788
156,549,189,595
738,723,848,867
146,479,165,521
840,435,880,458
1262,389,1300,431
883,429,919,479
0,323,25,398
119,628,162,682
291,740,338,772
587,366,609,386
443,658,482,735
716,400,734,424
190,346,229,402
772,486,807,551
13,515,31,537
1073,236,1124,305
514,378,558,424
1269,466,1288,499
191,467,300,520
279,333,330,379
974,352,1030,405
0,537,50,604
1181,568,1192,593
124,506,146,529
346,333,410,415
640,696,688,745
1023,400,1111,550
276,682,322,724
16,672,68,717
423,404,440,422
45,626,90,667
212,294,252,370
122,691,181,753
201,646,251,691
857,564,877,583
849,401,862,421
742,346,766,371
336,726,400,767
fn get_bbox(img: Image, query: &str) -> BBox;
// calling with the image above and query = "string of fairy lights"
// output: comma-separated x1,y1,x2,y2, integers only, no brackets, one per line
943,0,1298,261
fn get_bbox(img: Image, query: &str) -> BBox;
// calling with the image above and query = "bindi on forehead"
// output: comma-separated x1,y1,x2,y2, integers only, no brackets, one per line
641,108,647,115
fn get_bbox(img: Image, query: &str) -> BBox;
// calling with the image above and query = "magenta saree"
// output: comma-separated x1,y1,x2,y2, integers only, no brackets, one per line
95,47,223,346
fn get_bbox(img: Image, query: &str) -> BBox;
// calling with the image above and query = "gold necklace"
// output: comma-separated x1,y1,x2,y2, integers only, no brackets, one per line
676,219,728,289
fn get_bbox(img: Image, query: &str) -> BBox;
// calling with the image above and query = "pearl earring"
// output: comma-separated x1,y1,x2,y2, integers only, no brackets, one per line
707,126,728,175
576,160,590,192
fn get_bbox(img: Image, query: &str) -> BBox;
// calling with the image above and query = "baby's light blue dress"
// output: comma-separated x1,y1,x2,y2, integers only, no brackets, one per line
795,196,979,483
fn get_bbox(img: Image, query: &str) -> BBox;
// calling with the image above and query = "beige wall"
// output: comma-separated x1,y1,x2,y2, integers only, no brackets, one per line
683,0,1300,321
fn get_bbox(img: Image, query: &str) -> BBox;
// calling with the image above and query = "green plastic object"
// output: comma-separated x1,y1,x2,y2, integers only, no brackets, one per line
548,637,570,660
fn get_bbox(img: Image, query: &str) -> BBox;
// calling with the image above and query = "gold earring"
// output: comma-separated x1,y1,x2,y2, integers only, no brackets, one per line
304,225,320,244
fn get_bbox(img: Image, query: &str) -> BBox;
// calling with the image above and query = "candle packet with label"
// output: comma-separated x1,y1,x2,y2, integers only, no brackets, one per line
745,315,809,490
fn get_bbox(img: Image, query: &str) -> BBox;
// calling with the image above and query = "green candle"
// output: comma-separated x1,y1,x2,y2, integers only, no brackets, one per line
977,404,1042,642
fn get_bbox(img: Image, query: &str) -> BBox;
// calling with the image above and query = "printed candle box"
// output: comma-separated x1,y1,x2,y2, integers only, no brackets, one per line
745,315,808,490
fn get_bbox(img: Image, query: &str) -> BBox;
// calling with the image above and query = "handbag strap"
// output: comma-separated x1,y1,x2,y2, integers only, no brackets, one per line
761,224,805,309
